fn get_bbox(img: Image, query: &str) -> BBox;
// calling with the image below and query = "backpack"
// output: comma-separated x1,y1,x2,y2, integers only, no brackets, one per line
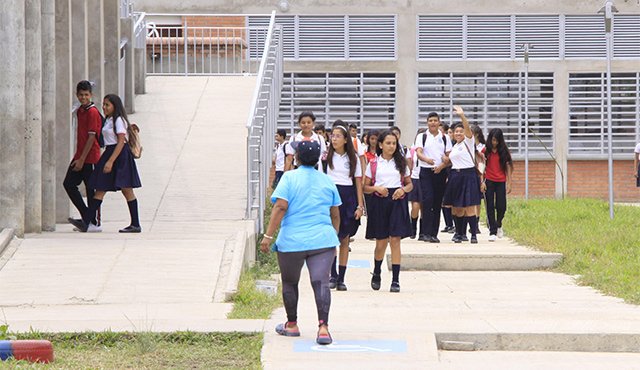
368,156,406,198
86,104,105,148
112,117,143,159
421,132,447,154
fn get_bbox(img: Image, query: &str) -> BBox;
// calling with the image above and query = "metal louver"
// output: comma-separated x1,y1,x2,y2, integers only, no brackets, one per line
466,16,512,59
564,15,606,59
348,16,396,59
514,15,560,59
417,16,464,59
613,15,640,58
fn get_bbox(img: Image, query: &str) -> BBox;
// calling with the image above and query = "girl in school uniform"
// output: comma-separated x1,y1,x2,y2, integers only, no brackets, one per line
364,130,379,164
635,142,640,187
471,125,487,235
408,128,427,239
482,128,513,241
364,130,413,293
72,94,142,233
442,106,482,244
284,111,327,171
325,122,365,291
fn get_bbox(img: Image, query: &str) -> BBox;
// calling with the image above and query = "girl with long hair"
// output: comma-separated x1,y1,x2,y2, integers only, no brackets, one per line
482,128,513,241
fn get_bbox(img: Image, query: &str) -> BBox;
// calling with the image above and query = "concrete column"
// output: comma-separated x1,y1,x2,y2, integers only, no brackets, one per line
42,0,57,231
395,12,418,147
553,65,570,199
135,47,147,95
87,0,105,101
103,0,121,97
0,1,27,235
25,0,44,233
55,0,73,222
121,17,135,113
71,0,89,83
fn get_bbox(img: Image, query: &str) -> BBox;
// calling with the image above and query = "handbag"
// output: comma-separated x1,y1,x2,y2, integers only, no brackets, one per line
127,123,143,159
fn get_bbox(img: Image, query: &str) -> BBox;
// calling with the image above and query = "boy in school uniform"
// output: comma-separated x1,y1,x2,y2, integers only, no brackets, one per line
63,80,102,231
272,129,287,189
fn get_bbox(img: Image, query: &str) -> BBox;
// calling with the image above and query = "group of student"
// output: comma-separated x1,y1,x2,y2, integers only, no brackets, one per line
64,80,142,233
271,107,514,293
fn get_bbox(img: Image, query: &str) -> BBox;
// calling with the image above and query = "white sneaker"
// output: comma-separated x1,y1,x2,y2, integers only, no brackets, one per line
488,234,497,242
87,223,102,233
497,228,504,238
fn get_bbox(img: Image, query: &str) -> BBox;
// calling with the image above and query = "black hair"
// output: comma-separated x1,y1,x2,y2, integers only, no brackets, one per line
366,130,379,153
486,128,513,174
103,94,130,128
390,126,401,135
276,129,286,138
471,124,486,145
297,111,316,123
326,121,357,178
348,123,358,130
376,130,407,176
76,80,93,94
427,112,440,121
451,123,465,142
440,123,450,132
297,150,320,167
314,124,326,132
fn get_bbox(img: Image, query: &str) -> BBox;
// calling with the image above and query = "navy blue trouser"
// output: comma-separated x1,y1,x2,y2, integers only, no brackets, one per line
485,179,507,235
419,167,447,237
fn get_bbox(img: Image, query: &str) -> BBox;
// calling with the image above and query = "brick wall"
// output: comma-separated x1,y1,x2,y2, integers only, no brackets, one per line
568,160,640,201
183,16,245,37
509,160,556,198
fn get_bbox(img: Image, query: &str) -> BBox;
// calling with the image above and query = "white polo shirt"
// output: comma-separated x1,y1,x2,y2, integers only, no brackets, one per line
274,141,287,171
635,143,640,158
449,136,476,170
327,152,363,186
102,116,127,145
414,131,452,168
285,131,327,169
352,138,366,157
365,155,410,188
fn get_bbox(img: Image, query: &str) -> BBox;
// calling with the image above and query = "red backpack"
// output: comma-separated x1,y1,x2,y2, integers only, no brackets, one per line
368,156,406,198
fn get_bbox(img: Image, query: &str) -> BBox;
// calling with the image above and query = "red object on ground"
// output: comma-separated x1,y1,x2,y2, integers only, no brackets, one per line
11,340,54,363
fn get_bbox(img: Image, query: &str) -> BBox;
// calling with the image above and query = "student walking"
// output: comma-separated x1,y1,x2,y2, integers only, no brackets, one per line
635,142,640,187
470,124,487,235
408,128,426,239
364,130,379,164
439,124,455,234
414,112,452,243
325,122,365,291
284,112,327,171
442,106,482,244
64,80,102,230
364,131,413,293
482,128,513,241
272,129,287,189
69,94,142,233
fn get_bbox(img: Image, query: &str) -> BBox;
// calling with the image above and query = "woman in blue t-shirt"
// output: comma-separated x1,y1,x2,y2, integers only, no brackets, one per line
260,140,341,346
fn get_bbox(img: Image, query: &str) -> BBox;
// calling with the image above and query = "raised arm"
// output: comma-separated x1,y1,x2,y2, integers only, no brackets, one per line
453,105,473,139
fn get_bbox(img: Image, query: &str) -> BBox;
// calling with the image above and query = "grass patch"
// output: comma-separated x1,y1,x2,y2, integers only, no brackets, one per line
504,198,640,304
228,192,282,319
0,331,262,369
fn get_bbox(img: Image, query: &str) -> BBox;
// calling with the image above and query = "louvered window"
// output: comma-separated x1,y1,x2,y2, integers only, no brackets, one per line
418,72,554,156
417,16,464,59
614,15,640,58
514,15,560,59
568,73,640,155
248,15,396,60
278,73,396,135
466,16,512,59
564,15,606,59
247,16,295,59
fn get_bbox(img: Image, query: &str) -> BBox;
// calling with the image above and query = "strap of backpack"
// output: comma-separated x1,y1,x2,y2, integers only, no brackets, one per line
370,157,378,186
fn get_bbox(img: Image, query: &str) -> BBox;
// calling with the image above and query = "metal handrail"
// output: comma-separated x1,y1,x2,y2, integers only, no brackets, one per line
133,12,146,49
245,11,283,233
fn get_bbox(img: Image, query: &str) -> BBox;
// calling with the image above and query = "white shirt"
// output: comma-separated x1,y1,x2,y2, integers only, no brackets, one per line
414,131,452,168
274,141,287,171
449,136,476,170
327,152,362,186
476,143,486,154
286,131,327,169
635,143,640,157
365,155,410,188
102,116,127,146
352,138,366,157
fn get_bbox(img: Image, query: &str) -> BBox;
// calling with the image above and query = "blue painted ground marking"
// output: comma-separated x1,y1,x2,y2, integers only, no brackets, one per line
294,340,407,353
346,259,370,268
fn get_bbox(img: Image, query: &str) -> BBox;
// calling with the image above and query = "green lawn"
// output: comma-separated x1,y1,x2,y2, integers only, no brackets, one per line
504,198,640,304
0,332,262,369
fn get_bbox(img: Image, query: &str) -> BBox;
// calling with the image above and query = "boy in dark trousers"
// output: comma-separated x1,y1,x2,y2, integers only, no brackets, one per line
64,80,102,232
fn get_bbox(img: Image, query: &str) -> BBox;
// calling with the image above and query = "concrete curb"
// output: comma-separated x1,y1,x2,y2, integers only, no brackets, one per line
0,228,15,256
223,230,249,301
388,252,563,271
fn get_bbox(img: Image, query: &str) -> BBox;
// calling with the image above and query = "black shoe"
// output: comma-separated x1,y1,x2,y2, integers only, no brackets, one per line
452,234,462,243
390,282,400,293
370,273,381,291
440,226,449,233
417,234,430,242
460,235,469,242
409,233,416,239
470,236,478,244
429,236,440,243
119,225,142,233
69,218,87,232
329,277,337,289
336,282,347,291
469,228,481,235
447,226,456,234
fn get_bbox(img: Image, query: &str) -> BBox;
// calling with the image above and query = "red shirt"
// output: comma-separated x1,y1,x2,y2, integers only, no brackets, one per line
364,150,376,163
74,105,102,164
485,151,507,182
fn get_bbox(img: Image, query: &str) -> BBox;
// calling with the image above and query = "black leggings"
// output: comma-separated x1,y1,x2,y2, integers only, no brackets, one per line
277,247,334,324
485,179,507,235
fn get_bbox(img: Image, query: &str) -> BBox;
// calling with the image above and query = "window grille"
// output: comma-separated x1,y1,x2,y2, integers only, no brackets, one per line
278,73,397,136
564,15,606,59
418,72,555,156
417,16,464,59
613,15,640,58
568,73,640,155
248,15,396,60
514,15,560,59
466,16,512,59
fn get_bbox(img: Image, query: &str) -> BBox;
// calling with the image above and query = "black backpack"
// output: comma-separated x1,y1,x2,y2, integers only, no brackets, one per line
85,103,106,148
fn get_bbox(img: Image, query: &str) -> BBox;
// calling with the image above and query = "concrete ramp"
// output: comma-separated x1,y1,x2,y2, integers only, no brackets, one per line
0,76,263,333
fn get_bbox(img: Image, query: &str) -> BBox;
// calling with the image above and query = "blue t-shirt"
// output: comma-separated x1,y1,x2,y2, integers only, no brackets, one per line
271,166,342,252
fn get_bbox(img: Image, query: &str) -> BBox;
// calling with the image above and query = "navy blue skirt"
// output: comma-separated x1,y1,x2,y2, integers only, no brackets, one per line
89,145,142,191
637,163,640,187
365,188,412,240
442,168,481,208
407,178,421,203
337,184,361,240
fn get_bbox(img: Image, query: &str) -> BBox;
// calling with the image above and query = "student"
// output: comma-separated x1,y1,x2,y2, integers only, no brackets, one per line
284,112,327,171
635,141,640,188
439,124,455,234
414,112,452,243
348,122,367,178
64,80,102,231
442,106,482,244
364,130,379,164
408,128,426,239
391,126,408,157
325,122,365,291
470,124,487,235
364,130,413,293
314,124,329,148
272,129,287,189
483,128,513,241
70,94,142,233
